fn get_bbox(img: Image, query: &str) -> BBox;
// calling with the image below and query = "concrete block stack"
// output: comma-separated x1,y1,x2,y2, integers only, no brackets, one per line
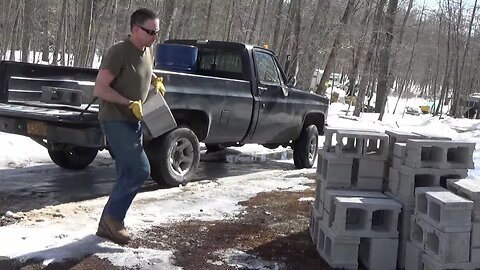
310,127,402,270
309,128,478,270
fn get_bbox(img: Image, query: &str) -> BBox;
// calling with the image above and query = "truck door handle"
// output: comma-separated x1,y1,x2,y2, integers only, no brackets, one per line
258,86,267,91
262,103,266,108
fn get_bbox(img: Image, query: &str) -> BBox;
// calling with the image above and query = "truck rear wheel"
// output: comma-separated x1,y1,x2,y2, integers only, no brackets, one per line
293,125,319,169
145,127,200,187
48,145,98,170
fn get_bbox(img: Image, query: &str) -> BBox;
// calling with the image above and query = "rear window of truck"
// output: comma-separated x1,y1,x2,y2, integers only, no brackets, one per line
197,48,245,81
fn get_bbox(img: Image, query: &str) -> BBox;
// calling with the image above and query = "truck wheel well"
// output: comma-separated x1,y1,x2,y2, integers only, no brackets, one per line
171,109,209,141
303,113,325,135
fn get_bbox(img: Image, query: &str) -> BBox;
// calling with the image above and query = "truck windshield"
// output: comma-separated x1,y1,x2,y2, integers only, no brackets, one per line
197,48,245,80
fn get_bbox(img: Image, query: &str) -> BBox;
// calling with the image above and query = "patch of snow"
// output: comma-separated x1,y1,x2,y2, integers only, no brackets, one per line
218,249,286,270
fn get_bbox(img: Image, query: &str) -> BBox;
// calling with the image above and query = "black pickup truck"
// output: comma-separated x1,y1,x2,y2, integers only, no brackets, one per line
0,40,328,187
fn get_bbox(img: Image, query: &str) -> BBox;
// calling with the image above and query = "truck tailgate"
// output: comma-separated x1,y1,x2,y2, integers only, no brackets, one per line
0,103,98,124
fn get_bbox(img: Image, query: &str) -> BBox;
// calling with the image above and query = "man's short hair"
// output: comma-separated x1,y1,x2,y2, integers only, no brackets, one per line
130,8,157,30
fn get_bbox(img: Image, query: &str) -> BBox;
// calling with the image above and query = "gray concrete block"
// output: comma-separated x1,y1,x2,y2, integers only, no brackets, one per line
392,155,404,169
336,131,389,160
394,142,408,157
471,247,480,263
472,222,480,248
386,130,423,159
332,196,401,238
415,187,473,232
316,149,354,188
309,206,323,244
359,237,398,270
323,126,379,153
405,140,475,169
386,192,415,269
356,176,384,191
422,253,480,270
323,189,387,215
389,165,468,203
411,216,470,263
446,178,480,221
358,159,386,178
316,220,360,270
405,241,424,270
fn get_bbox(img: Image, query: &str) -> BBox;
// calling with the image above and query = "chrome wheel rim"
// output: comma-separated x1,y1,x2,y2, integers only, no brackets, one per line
168,138,194,176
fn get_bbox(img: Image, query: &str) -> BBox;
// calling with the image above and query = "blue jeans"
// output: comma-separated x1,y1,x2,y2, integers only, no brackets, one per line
100,121,151,222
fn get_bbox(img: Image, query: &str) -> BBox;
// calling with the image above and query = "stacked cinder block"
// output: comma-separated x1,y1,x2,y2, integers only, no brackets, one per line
310,127,402,270
385,131,475,269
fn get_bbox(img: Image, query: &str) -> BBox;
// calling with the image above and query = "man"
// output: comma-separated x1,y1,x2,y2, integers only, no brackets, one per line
93,8,164,245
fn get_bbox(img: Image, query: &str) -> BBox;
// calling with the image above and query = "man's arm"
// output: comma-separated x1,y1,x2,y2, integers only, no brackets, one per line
94,69,132,106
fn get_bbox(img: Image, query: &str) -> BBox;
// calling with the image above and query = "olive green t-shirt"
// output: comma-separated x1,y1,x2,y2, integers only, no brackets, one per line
98,38,153,121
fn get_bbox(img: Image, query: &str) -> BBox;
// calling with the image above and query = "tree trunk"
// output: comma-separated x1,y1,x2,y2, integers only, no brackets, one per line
286,0,302,77
270,0,284,51
52,0,67,65
296,0,329,90
160,0,176,42
21,0,34,62
247,0,261,43
376,0,399,120
353,0,387,117
203,0,214,38
315,0,356,95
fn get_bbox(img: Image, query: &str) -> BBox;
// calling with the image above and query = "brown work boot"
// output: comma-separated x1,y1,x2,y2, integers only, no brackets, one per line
96,215,131,245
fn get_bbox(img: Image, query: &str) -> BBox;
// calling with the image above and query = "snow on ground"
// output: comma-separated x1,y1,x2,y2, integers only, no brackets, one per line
1,96,480,269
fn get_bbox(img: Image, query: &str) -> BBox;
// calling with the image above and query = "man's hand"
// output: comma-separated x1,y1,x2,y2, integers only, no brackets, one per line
128,100,143,120
152,77,166,96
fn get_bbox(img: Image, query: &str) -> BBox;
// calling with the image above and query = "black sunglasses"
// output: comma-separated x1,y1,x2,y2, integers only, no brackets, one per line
138,25,159,36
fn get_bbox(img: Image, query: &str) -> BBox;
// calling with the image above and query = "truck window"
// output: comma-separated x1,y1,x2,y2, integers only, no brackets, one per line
253,51,282,86
197,48,245,80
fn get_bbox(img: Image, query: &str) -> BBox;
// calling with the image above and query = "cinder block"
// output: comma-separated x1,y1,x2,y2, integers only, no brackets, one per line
386,130,422,158
415,187,473,232
386,192,415,269
471,247,480,263
405,241,424,270
389,165,468,203
336,131,389,160
472,222,480,248
394,142,408,158
359,237,398,270
316,220,360,270
411,216,470,263
358,159,386,178
331,196,401,238
405,140,475,169
309,206,323,244
323,126,379,153
316,150,353,188
422,253,480,270
446,178,480,221
323,189,387,215
392,155,403,169
356,176,384,191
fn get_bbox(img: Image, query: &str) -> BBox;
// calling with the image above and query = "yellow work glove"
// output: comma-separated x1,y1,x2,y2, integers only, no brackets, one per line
128,100,143,120
152,77,166,96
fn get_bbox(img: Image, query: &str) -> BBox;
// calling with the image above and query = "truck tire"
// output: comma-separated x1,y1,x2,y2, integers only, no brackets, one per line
145,127,200,187
293,125,319,169
48,146,98,170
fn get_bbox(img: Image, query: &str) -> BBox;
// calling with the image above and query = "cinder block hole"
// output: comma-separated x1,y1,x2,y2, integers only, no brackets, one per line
420,146,443,163
447,147,470,164
427,232,439,255
428,201,441,222
322,159,328,179
346,208,367,230
341,137,360,153
417,194,427,214
371,210,394,232
325,236,332,256
414,174,436,188
318,229,325,250
366,139,381,155
329,133,338,151
359,238,371,263
412,222,423,244
440,175,461,189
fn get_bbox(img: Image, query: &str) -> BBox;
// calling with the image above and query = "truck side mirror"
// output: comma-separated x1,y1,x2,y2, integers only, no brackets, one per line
287,75,297,87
